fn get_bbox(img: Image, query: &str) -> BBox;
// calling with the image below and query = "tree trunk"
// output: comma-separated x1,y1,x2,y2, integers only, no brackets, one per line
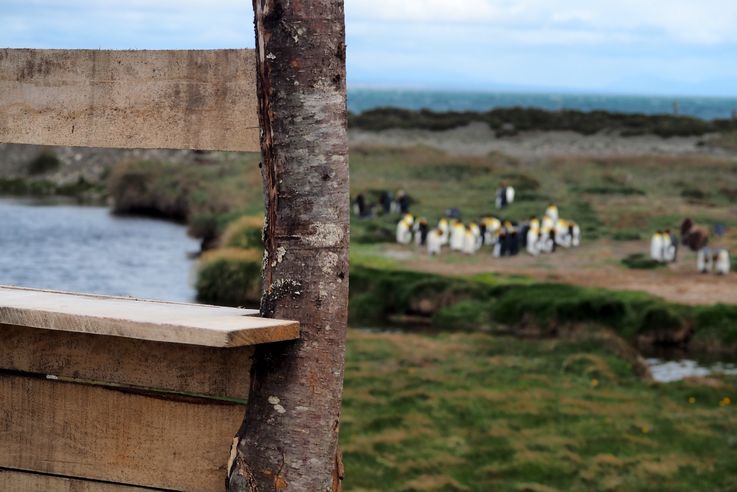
228,0,349,491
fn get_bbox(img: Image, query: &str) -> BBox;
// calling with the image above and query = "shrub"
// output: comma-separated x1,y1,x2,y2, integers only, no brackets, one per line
196,248,262,307
433,300,491,330
28,151,61,175
348,107,732,137
621,253,664,270
108,160,189,221
220,216,264,250
692,305,737,346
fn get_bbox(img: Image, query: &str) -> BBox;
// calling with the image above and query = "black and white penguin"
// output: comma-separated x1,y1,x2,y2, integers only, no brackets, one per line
353,194,366,217
697,247,713,273
414,218,430,246
380,191,392,214
396,215,414,245
716,249,731,275
545,204,559,224
651,231,664,262
527,222,541,256
462,225,476,255
508,224,520,257
438,218,450,246
494,228,507,257
427,228,443,256
397,190,410,215
450,220,465,252
662,229,677,263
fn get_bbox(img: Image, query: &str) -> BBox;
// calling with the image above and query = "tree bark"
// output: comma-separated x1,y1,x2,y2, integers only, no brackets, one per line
228,0,349,491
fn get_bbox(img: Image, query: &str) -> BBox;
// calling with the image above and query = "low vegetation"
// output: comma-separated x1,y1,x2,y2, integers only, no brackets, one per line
195,247,262,307
0,176,102,200
28,151,61,175
108,155,263,223
349,107,737,137
621,253,665,270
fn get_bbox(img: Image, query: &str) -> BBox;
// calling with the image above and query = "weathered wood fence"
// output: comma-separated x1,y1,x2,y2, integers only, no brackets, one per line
0,1,350,490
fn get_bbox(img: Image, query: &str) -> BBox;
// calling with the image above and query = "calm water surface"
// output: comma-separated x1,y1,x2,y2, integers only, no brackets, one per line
647,358,737,383
349,88,737,120
0,198,199,302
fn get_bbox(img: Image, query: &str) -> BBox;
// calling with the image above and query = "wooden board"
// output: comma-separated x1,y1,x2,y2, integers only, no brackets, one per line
0,324,252,400
0,285,299,348
0,373,244,491
0,469,155,491
0,48,259,152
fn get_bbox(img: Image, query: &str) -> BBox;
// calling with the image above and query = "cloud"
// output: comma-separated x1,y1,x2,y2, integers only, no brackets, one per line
0,0,253,48
1,0,736,94
346,0,737,45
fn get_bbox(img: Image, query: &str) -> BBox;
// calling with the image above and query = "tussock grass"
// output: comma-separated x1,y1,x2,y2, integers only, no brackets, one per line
220,215,264,250
195,248,262,307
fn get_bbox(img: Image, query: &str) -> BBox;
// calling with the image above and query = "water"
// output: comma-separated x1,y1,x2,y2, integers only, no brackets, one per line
0,198,200,302
348,88,737,121
647,358,737,383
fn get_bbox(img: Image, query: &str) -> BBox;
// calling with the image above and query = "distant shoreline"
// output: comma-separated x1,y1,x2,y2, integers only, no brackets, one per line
348,88,737,121
349,106,737,139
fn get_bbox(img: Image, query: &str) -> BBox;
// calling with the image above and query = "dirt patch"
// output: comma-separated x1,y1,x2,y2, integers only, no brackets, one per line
385,240,737,306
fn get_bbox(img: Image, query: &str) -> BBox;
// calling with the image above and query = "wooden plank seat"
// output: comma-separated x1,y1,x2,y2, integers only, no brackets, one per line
0,286,299,491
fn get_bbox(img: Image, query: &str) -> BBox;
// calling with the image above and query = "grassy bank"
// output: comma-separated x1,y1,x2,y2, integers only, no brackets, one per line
108,155,264,246
196,239,737,351
0,176,104,202
349,263,737,350
342,328,737,491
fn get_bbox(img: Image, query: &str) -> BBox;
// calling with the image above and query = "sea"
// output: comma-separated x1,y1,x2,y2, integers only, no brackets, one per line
348,88,737,121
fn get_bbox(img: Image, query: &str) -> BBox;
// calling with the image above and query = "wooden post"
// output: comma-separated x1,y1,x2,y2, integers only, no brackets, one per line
228,0,349,490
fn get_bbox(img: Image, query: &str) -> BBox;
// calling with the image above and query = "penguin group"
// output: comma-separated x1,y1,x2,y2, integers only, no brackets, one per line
697,248,731,275
650,222,732,275
353,189,411,219
649,230,678,263
397,203,581,258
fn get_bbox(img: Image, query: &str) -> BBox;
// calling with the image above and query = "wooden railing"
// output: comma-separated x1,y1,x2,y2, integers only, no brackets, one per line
0,286,298,490
0,48,259,152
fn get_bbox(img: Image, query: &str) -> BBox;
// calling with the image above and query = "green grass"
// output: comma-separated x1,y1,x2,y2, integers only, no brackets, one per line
342,328,737,491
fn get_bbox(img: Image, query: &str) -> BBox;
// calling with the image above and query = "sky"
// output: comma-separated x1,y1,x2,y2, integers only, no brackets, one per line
2,0,737,96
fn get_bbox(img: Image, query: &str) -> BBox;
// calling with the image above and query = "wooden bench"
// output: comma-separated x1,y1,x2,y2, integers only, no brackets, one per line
0,286,299,491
